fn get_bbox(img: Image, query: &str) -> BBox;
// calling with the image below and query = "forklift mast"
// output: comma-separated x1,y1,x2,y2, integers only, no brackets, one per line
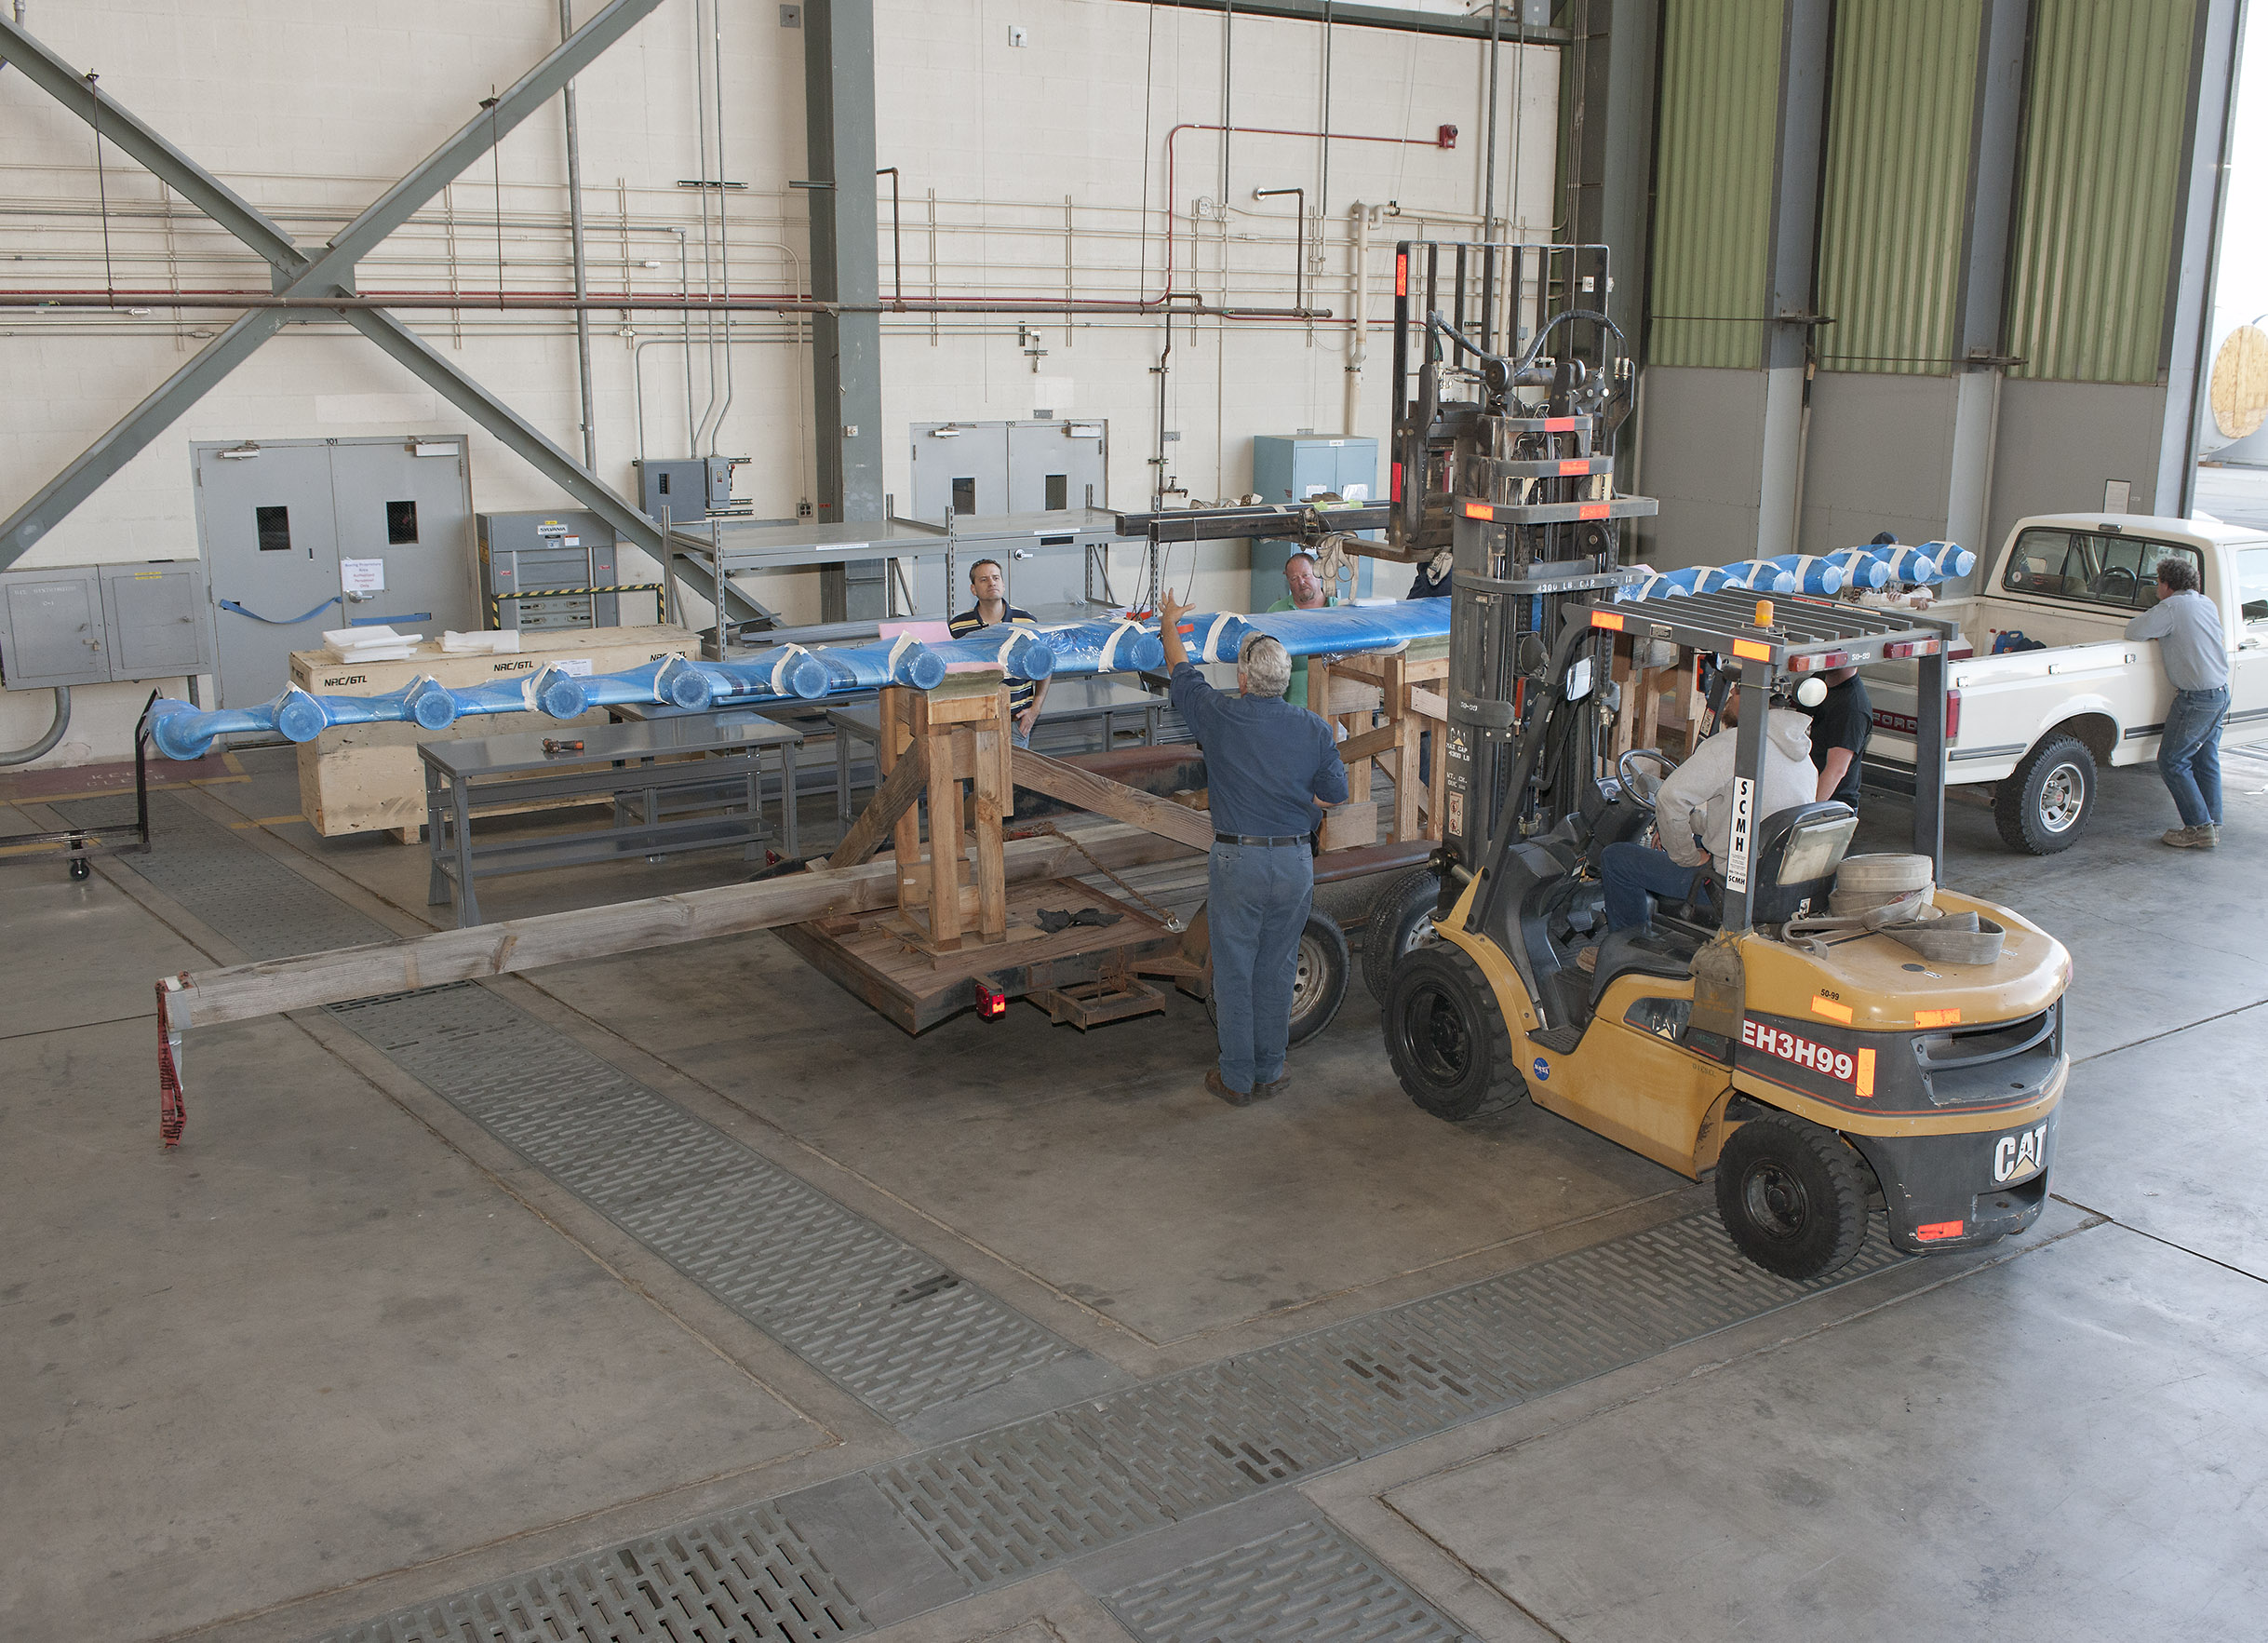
1384,240,1657,875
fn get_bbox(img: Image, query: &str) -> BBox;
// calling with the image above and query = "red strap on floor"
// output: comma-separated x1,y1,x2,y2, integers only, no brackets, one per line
156,978,186,1148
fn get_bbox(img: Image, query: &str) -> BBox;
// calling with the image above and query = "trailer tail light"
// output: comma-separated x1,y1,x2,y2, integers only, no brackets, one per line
1883,638,1939,658
1788,650,1849,673
1945,686,1961,743
975,980,1008,1020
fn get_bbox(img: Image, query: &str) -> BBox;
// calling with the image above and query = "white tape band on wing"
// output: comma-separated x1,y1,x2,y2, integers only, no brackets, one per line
1098,621,1135,672
769,643,811,694
1202,613,1231,660
887,633,916,675
519,667,551,711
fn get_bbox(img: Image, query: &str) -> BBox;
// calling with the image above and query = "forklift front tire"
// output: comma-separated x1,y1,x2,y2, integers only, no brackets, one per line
1383,944,1523,1122
1713,1111,1870,1281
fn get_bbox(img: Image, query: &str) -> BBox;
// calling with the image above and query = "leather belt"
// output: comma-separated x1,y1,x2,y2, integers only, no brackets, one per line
1215,832,1308,847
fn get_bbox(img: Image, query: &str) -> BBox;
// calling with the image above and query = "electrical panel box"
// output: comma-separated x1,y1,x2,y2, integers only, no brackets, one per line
476,511,621,631
1249,435,1377,610
634,457,740,522
0,562,211,690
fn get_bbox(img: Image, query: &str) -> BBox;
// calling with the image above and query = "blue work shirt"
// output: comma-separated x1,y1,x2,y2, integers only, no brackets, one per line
1168,661,1349,835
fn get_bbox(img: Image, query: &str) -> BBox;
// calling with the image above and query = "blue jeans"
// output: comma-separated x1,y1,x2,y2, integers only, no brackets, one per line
1602,841,1704,932
1206,841,1314,1092
2159,686,2228,828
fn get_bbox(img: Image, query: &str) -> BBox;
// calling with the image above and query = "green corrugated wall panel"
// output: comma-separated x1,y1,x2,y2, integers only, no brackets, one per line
1814,0,1983,375
1647,0,1784,370
2005,0,2197,383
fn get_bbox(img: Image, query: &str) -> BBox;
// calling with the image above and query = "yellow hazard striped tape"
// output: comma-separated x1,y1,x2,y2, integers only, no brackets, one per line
490,584,665,624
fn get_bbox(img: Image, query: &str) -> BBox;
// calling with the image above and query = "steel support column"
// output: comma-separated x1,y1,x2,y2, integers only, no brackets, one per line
1941,0,2031,581
0,2,667,576
1754,0,1833,561
804,0,888,622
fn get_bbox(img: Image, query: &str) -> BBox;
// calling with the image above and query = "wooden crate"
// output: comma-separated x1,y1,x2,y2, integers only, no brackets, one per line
288,625,702,841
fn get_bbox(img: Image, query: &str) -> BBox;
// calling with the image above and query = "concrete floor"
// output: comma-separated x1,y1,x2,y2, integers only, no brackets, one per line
3,736,2265,1642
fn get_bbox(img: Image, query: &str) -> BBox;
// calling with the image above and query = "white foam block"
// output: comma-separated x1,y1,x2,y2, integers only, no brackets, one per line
322,624,407,648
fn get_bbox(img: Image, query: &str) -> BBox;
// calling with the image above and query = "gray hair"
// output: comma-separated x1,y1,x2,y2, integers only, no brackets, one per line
1240,633,1293,697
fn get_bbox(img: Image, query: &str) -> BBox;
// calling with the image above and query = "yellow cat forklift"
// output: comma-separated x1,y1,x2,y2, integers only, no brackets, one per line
1371,238,2071,1280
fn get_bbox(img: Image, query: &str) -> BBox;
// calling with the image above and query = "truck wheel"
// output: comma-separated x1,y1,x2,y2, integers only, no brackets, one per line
1363,865,1443,1002
1204,911,1349,1047
1383,944,1524,1121
1713,1112,1869,1280
1993,733,2096,855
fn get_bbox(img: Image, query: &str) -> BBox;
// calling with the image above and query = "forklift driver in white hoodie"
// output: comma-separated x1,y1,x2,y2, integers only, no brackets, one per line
1580,678,1818,972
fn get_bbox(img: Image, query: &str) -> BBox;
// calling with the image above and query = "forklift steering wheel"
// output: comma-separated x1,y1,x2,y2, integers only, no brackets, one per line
1616,747,1677,811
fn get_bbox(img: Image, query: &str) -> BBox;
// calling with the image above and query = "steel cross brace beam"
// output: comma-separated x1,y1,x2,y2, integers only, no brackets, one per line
0,2,772,625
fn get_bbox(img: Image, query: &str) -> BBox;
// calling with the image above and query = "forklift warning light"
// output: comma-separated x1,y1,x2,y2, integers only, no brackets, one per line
1914,1220,1965,1242
1590,610,1625,631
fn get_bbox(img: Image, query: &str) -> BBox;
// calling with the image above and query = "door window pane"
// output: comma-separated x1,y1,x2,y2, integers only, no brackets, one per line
386,500,419,545
2235,547,2268,624
951,477,976,515
1044,473,1068,510
256,505,291,552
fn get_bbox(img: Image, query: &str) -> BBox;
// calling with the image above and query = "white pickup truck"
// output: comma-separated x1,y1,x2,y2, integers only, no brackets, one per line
1868,512,2268,852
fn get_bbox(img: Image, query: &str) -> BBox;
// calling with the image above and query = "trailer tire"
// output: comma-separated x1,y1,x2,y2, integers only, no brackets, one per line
1383,944,1524,1122
1362,866,1443,1003
1204,911,1349,1048
1713,1111,1869,1280
1993,733,2096,855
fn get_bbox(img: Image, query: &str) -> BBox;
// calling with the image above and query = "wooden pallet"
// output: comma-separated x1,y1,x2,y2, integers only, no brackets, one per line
776,877,1179,1033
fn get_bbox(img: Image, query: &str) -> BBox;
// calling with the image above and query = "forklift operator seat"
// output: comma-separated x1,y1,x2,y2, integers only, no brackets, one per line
1747,801,1858,923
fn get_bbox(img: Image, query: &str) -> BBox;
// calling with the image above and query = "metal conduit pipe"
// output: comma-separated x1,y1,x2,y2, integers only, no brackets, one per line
706,0,733,459
559,0,597,472
0,685,70,766
2,290,1333,318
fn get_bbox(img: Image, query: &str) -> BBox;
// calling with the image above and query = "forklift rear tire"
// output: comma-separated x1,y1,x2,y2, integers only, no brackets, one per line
1713,1111,1869,1280
1383,944,1524,1122
1993,733,2096,855
1362,866,1443,1003
1204,911,1350,1048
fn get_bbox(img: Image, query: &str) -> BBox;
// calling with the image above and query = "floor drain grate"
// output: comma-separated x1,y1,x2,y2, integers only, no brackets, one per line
1101,1517,1470,1643
319,1504,865,1643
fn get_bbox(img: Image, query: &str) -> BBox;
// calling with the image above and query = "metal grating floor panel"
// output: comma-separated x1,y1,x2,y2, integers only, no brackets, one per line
84,794,1079,1422
1101,1518,1469,1643
323,1504,864,1643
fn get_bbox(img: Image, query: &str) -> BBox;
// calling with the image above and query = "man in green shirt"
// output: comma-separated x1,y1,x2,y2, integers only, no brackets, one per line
1265,550,1339,708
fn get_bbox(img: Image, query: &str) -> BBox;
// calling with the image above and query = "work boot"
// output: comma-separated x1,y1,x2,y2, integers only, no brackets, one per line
1255,1071,1291,1100
2162,824,2219,849
1576,945,1600,975
1206,1069,1255,1107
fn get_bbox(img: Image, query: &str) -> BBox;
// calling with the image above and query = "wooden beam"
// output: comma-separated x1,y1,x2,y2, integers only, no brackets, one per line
1336,721,1402,766
826,736,927,869
168,823,1197,1030
1012,747,1217,852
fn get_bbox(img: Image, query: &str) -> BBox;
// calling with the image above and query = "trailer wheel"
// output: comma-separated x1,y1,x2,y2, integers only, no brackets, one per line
1203,911,1349,1047
1362,866,1443,1003
1993,733,2095,855
1713,1112,1869,1280
1383,944,1524,1121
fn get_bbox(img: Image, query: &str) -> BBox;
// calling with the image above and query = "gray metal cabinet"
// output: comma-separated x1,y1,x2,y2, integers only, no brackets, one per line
1005,420,1107,513
0,568,108,688
0,562,213,690
1249,435,1377,608
101,563,208,679
909,419,1107,522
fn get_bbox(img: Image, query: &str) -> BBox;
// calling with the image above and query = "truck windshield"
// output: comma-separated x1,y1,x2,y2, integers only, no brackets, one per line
2001,528,2202,611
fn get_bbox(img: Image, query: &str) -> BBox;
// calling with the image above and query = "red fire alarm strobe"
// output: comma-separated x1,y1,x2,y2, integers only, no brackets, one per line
1437,124,1458,149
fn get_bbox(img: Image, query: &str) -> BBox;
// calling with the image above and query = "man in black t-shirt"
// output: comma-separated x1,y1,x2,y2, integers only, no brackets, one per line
1802,666,1871,807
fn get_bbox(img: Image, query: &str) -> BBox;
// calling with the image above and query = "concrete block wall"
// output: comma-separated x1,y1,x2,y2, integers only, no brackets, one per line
0,0,1558,765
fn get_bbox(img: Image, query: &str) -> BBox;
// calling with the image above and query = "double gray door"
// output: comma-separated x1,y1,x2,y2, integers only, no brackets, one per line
193,436,476,707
